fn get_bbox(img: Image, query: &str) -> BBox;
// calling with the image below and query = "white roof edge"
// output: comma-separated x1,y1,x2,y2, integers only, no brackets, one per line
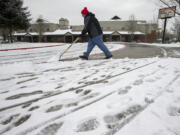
14,32,38,36
103,31,145,35
14,30,145,36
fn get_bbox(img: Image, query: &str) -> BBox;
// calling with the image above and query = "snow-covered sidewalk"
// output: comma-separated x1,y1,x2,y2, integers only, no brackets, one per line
0,42,180,135
140,42,180,48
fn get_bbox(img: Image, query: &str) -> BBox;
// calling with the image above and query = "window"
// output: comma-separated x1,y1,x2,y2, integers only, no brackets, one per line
121,27,125,30
47,28,50,32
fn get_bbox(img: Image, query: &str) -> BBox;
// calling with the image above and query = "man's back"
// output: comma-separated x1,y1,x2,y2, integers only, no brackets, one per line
84,12,102,38
80,7,112,60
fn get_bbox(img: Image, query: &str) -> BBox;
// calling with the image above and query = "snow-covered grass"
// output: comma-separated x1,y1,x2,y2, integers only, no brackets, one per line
0,42,64,49
0,42,180,135
140,42,180,47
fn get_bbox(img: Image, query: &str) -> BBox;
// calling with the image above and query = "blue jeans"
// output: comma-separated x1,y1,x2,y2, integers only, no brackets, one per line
83,34,112,57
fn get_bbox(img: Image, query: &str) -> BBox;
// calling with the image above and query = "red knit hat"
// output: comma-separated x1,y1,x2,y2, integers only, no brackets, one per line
81,7,89,15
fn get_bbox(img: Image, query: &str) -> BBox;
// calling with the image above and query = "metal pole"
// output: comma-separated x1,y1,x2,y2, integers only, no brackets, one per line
162,18,167,44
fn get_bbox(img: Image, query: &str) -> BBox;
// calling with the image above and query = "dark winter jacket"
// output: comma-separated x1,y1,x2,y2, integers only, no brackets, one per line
81,12,103,38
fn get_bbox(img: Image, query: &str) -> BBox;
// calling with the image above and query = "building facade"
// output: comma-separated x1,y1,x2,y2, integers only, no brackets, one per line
71,19,157,35
14,16,158,43
29,23,59,33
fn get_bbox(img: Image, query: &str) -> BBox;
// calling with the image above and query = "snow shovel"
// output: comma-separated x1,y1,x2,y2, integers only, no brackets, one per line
59,37,80,60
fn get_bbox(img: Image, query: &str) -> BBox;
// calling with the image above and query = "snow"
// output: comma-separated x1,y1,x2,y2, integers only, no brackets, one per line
0,42,180,135
116,73,180,135
0,42,65,50
44,29,81,35
173,50,180,56
103,31,114,34
141,42,180,47
103,31,145,35
13,29,81,36
119,31,145,35
14,29,145,37
14,32,38,36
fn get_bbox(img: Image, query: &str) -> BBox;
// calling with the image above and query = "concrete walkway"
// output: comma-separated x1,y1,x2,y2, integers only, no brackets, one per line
60,43,180,61
90,43,164,60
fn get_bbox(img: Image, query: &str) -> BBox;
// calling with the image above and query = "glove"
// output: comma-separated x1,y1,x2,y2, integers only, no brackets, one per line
81,29,87,36
79,34,83,37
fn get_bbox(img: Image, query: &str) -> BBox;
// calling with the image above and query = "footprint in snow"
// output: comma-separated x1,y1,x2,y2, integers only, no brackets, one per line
65,102,78,107
28,106,40,111
46,105,63,113
138,74,145,78
118,86,132,95
6,91,43,100
103,105,142,135
82,92,100,101
145,78,156,83
76,117,99,132
83,90,91,95
14,114,31,127
167,106,180,116
1,114,20,125
133,79,143,86
37,122,63,135
144,97,154,104
75,89,84,94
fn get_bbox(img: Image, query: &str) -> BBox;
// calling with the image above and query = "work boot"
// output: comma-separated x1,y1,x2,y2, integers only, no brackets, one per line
105,55,113,59
79,55,88,60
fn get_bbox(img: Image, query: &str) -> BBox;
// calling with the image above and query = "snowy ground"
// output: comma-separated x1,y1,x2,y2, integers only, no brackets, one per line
140,42,180,47
0,42,180,135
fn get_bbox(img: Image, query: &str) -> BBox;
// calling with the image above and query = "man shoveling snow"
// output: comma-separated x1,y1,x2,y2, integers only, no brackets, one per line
79,7,113,60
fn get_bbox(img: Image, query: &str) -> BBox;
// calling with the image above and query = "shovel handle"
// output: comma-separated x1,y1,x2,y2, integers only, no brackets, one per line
59,37,80,60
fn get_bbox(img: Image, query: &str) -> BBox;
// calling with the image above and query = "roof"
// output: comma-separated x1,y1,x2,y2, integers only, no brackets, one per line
44,29,81,35
134,31,145,35
103,31,115,34
111,16,121,20
14,32,38,36
103,31,145,35
14,30,145,36
44,29,72,35
14,29,81,36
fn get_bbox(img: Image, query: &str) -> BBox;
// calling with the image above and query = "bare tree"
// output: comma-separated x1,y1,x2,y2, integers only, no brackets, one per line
35,15,46,42
150,18,159,41
144,23,150,42
173,18,180,41
128,14,136,42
